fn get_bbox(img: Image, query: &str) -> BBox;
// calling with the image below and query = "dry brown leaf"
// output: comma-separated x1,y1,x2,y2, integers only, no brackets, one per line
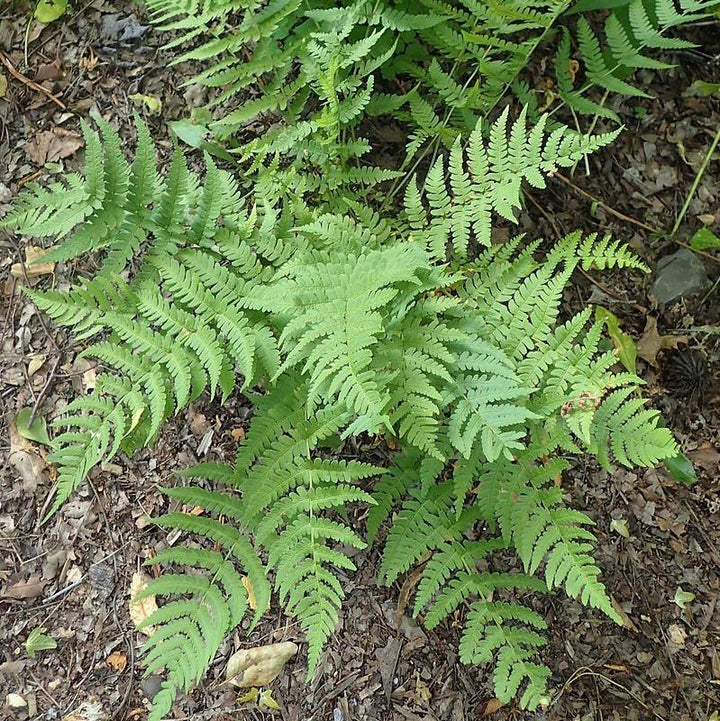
482,698,504,716
128,572,157,636
5,574,46,600
9,418,47,493
637,316,688,367
10,245,56,278
668,623,687,648
26,127,83,165
225,641,298,688
105,651,127,672
35,58,63,82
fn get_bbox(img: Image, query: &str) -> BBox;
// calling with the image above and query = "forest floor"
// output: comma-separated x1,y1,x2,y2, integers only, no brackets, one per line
1,2,720,721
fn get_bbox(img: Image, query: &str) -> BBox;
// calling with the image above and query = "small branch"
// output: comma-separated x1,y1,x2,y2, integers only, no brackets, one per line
554,172,664,235
0,51,67,109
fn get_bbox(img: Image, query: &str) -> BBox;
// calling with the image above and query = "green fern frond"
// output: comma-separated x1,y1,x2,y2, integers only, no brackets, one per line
134,513,267,721
459,600,552,709
407,110,619,258
559,0,717,116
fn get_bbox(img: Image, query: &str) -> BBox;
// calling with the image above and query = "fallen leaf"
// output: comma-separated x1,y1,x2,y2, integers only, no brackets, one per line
27,354,47,377
61,699,109,721
5,693,27,708
0,73,7,99
610,517,630,539
482,698,504,716
637,316,688,367
668,623,687,647
673,586,696,610
688,445,720,470
25,128,83,166
376,636,402,702
5,574,46,600
9,415,47,492
10,245,56,278
225,641,298,688
129,572,158,636
231,427,246,443
105,651,127,672
35,58,63,82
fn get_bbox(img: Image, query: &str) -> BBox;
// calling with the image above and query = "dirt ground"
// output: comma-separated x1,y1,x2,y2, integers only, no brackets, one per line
1,2,719,720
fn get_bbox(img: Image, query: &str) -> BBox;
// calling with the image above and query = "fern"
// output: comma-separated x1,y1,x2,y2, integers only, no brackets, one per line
3,117,281,514
4,103,683,716
556,0,719,120
404,109,620,258
135,492,270,721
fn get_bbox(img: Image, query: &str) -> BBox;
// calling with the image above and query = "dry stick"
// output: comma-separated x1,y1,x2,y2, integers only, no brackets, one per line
553,172,664,235
553,666,667,721
0,51,67,109
674,238,720,266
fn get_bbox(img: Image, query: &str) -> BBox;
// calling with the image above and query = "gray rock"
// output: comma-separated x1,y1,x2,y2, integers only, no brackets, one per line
652,249,709,304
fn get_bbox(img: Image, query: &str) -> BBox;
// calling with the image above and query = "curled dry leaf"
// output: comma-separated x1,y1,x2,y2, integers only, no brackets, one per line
225,641,298,688
128,572,157,637
105,651,127,672
10,245,56,278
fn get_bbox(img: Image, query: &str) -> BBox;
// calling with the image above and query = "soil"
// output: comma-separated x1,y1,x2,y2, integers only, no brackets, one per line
1,3,719,721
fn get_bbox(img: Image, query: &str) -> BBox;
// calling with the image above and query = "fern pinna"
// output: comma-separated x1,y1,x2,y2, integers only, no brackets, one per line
3,113,678,716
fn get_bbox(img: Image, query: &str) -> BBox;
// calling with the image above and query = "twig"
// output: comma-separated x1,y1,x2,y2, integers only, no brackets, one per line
29,356,62,426
674,239,720,265
553,666,667,721
0,50,67,109
554,172,664,235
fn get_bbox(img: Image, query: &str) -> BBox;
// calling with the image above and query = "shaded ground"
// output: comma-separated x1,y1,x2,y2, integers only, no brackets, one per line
1,2,719,720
